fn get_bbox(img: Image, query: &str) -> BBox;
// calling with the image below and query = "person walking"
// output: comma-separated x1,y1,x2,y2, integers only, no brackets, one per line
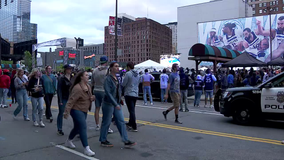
160,69,169,103
162,63,182,124
179,68,190,112
227,70,234,88
204,69,217,108
11,70,17,104
42,66,57,123
122,62,140,132
57,64,73,135
63,71,96,157
99,62,136,148
91,56,113,133
142,69,154,105
0,69,11,108
193,75,204,107
13,69,30,121
27,69,45,127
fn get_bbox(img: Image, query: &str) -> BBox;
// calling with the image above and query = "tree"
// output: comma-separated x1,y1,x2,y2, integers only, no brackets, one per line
56,64,64,72
23,51,32,72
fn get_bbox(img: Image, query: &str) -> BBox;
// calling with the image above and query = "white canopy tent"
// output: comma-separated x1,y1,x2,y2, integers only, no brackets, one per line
134,60,166,73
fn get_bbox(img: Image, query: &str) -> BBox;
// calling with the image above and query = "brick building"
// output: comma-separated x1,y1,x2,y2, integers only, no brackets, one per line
104,17,172,65
251,0,284,16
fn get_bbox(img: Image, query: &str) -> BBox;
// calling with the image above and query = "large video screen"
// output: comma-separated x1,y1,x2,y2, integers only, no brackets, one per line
198,13,284,62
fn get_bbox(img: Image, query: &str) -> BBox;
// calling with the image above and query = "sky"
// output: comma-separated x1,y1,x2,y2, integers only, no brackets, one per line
31,0,209,46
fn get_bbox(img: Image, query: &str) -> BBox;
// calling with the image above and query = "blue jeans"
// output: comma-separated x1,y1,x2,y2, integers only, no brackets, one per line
160,88,167,102
100,102,128,143
143,86,153,104
14,89,28,119
57,99,67,131
0,88,9,105
180,90,188,110
194,90,202,106
68,109,88,147
31,97,44,122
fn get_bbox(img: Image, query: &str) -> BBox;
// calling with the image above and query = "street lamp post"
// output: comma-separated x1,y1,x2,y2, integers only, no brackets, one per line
114,0,118,62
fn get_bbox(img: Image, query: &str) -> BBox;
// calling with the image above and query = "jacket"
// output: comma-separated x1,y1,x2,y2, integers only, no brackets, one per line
103,75,122,107
42,74,57,94
14,76,28,90
121,70,139,97
27,77,44,98
180,73,189,90
0,75,11,89
65,83,92,114
91,66,108,92
57,75,73,104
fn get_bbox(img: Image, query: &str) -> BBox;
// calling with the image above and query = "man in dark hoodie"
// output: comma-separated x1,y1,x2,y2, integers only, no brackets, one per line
179,68,189,112
122,62,140,132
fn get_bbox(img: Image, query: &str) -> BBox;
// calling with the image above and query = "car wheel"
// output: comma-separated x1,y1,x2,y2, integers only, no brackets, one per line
233,106,253,125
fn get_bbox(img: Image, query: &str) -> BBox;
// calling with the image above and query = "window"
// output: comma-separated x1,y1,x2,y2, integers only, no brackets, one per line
263,3,266,7
276,0,278,5
283,6,284,11
276,7,279,12
259,3,262,7
259,9,262,14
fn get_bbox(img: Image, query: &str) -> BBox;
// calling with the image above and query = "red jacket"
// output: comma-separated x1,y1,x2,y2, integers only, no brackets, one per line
0,75,11,89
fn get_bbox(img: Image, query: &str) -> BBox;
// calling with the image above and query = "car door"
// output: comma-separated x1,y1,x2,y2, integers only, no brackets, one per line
261,75,284,113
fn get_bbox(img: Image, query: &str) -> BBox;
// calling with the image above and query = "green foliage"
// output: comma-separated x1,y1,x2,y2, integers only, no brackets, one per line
23,51,32,72
56,64,64,72
1,60,13,65
85,67,92,71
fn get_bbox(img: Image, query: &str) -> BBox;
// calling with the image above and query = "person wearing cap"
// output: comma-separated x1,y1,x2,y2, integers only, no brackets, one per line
56,64,73,135
0,69,11,108
206,28,223,47
91,56,113,133
193,75,204,107
42,66,57,123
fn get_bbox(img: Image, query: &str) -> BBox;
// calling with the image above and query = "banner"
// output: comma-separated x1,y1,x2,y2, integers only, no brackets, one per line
198,13,284,62
32,38,66,52
59,51,64,56
109,16,122,36
68,53,76,59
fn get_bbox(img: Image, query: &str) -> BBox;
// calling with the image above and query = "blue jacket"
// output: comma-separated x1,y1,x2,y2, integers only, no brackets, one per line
103,75,122,107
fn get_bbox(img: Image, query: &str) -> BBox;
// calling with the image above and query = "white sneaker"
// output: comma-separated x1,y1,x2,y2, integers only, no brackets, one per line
150,103,153,105
108,128,114,134
24,117,30,121
84,146,95,157
210,105,214,108
144,103,148,106
95,125,100,131
65,139,76,149
33,121,39,127
281,140,284,144
39,121,45,127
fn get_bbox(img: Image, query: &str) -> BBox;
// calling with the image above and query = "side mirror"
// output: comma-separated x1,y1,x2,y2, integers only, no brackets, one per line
264,83,272,89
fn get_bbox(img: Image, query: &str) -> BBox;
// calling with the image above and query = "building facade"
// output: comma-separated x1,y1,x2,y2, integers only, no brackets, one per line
0,0,37,43
105,17,172,65
251,0,284,16
177,0,252,68
80,43,105,67
165,22,177,53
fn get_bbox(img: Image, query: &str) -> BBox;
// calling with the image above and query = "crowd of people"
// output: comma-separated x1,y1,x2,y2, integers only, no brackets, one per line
1,56,284,155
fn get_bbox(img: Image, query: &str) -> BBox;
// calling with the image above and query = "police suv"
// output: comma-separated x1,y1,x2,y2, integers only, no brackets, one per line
214,72,284,125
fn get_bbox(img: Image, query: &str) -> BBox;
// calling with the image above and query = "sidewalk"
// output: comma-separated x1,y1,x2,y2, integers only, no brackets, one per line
187,95,214,101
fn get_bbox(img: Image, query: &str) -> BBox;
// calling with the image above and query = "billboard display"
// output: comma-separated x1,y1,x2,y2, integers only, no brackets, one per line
160,54,180,68
198,13,284,62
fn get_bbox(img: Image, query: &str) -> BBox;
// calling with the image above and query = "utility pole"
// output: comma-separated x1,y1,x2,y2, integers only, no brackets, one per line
114,0,118,62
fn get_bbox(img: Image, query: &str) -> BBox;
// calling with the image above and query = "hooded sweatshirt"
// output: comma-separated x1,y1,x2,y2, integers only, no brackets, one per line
122,70,140,97
91,65,108,92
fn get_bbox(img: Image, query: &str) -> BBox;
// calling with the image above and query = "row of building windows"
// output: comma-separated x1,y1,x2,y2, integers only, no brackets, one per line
258,0,281,7
257,6,283,14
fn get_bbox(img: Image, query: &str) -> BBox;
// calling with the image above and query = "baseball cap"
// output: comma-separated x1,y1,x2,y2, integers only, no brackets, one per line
3,69,9,73
63,64,72,69
210,28,216,33
100,56,108,64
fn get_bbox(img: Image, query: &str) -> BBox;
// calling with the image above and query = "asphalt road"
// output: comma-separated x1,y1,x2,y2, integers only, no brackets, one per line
0,96,284,160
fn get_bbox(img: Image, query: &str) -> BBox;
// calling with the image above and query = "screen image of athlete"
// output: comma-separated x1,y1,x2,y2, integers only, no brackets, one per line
219,23,244,51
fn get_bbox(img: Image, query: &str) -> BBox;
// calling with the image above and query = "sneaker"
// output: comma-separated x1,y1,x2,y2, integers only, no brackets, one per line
175,120,183,124
39,121,45,127
95,125,100,131
33,121,39,127
3,105,8,108
84,146,95,157
126,123,132,130
281,140,284,144
50,117,53,123
179,109,183,112
101,141,114,147
65,139,76,149
124,141,136,148
108,128,114,134
129,128,138,132
197,105,200,108
144,103,148,106
150,103,153,105
210,105,214,108
185,109,189,112
57,130,64,136
162,111,167,120
24,117,30,121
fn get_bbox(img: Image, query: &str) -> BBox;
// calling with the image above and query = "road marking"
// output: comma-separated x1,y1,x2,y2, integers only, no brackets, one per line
135,104,222,116
56,145,99,160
